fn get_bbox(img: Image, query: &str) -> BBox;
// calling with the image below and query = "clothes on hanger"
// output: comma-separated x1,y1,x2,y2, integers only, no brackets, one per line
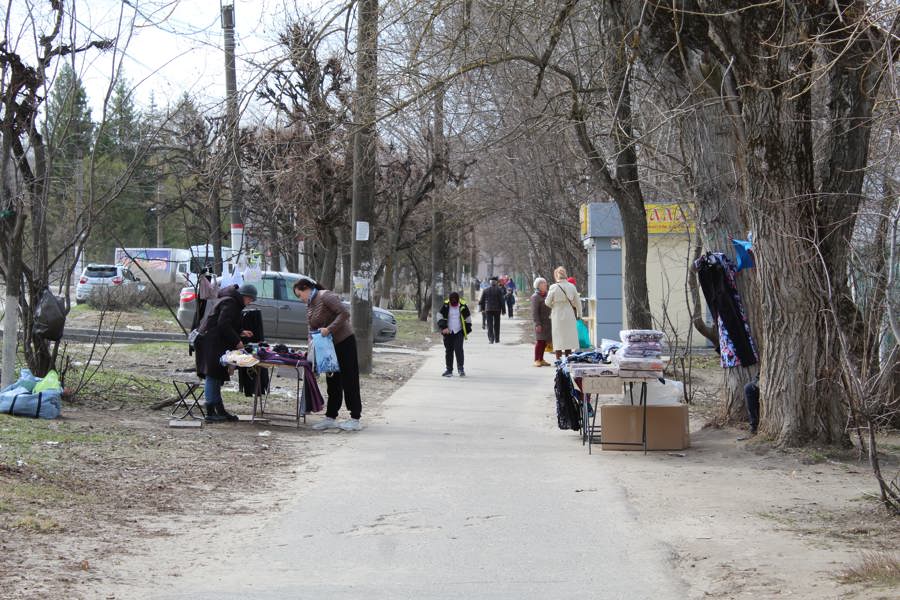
693,252,758,368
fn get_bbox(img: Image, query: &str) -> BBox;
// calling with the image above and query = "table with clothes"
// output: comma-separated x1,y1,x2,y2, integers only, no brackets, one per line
221,344,324,427
554,330,672,454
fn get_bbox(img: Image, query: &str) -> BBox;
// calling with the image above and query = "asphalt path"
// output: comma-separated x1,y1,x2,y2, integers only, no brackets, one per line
99,315,685,599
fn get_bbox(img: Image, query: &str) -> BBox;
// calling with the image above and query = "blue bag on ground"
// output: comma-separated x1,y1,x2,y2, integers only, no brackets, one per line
0,368,62,419
311,332,341,374
577,320,592,350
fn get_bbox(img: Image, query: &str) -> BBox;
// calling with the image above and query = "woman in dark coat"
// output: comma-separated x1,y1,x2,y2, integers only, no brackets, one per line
195,284,257,422
293,277,362,432
531,277,552,367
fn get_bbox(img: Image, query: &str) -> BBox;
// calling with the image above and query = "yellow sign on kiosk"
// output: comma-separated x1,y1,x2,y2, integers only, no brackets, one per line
645,203,694,234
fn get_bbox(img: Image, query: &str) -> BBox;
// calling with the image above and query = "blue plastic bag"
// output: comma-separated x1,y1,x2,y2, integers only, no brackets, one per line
0,368,62,419
577,320,592,350
311,331,341,374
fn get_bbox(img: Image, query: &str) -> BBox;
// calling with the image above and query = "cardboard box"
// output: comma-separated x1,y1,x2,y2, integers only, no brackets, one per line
600,404,690,451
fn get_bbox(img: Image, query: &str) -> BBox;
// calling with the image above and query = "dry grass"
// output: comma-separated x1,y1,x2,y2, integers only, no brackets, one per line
839,551,900,586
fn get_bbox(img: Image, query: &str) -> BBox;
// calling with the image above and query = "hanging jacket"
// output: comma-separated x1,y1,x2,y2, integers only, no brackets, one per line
694,252,758,368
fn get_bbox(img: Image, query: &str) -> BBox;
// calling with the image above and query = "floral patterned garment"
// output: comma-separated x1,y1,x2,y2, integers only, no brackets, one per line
716,255,758,368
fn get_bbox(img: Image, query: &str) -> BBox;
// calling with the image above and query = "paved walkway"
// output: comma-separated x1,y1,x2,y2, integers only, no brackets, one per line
106,316,685,599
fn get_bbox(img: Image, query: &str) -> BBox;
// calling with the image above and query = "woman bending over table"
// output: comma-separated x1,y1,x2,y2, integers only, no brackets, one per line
293,277,362,432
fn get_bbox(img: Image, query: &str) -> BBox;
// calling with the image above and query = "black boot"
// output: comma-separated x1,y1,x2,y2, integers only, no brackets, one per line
205,404,227,422
215,403,239,421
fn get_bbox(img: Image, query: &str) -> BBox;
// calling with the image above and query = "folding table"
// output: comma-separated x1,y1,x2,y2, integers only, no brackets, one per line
250,361,306,428
573,370,656,455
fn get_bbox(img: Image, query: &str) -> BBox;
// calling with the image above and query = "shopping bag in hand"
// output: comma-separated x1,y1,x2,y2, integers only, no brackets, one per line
311,331,341,373
577,320,592,350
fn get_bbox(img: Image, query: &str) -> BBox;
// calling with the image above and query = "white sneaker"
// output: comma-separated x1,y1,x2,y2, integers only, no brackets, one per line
312,417,340,430
338,418,362,431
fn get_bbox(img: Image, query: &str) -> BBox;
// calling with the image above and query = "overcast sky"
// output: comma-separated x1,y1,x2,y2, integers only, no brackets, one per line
22,0,332,121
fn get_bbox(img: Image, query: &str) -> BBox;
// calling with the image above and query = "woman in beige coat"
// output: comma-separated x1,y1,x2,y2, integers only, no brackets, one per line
545,266,580,359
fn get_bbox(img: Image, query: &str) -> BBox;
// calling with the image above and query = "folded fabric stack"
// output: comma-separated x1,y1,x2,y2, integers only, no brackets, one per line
569,363,619,378
220,350,260,368
615,329,666,378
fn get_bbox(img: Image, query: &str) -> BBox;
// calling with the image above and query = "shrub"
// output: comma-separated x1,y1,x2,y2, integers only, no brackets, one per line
140,282,183,308
86,285,146,311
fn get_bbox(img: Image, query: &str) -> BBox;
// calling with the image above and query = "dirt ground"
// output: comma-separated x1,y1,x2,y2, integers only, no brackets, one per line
65,304,184,334
2,314,898,598
0,340,425,600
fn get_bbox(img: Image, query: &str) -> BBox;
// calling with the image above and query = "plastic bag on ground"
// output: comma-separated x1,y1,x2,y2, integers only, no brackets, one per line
0,368,61,419
34,369,61,393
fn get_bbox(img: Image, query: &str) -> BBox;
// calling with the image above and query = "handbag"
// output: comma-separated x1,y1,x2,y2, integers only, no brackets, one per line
545,340,554,353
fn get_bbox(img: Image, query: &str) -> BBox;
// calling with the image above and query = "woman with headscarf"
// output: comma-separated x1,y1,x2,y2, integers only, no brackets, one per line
544,266,581,359
531,277,552,367
292,277,362,431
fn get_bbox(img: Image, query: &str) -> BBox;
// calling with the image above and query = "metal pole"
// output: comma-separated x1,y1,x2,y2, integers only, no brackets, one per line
350,0,378,373
430,84,446,329
221,2,243,265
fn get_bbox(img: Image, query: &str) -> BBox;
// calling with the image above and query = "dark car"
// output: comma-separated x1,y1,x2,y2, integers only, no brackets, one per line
177,271,397,343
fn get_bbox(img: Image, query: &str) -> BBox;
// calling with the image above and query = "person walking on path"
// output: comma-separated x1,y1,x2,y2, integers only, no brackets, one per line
437,291,472,377
477,278,490,330
545,266,581,359
504,275,517,319
531,277,552,367
293,277,362,432
195,283,258,422
478,276,506,344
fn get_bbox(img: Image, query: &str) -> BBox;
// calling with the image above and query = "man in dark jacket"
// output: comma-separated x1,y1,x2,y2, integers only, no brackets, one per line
437,291,472,377
195,283,257,422
478,276,506,344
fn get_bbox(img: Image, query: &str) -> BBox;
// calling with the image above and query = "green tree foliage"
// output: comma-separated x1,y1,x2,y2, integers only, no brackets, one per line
89,74,157,262
43,64,93,264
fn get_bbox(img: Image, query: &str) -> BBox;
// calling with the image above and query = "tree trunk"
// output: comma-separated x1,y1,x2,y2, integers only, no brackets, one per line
380,250,394,309
268,220,281,272
742,85,847,446
319,230,338,290
211,189,223,276
682,105,760,423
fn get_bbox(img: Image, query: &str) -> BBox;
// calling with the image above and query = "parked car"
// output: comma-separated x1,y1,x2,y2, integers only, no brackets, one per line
75,264,143,304
177,271,397,343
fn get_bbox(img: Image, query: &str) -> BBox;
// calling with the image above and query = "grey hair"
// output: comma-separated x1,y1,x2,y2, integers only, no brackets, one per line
533,277,547,290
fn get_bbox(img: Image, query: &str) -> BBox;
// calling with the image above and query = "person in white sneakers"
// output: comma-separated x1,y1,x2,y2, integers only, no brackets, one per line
293,277,362,431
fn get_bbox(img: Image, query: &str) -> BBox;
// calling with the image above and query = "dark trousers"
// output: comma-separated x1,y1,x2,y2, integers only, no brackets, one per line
325,335,362,420
443,330,465,370
744,380,760,433
506,298,515,318
485,311,501,343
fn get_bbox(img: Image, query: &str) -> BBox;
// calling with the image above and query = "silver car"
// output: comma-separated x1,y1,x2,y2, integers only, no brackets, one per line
75,264,142,304
177,271,397,343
